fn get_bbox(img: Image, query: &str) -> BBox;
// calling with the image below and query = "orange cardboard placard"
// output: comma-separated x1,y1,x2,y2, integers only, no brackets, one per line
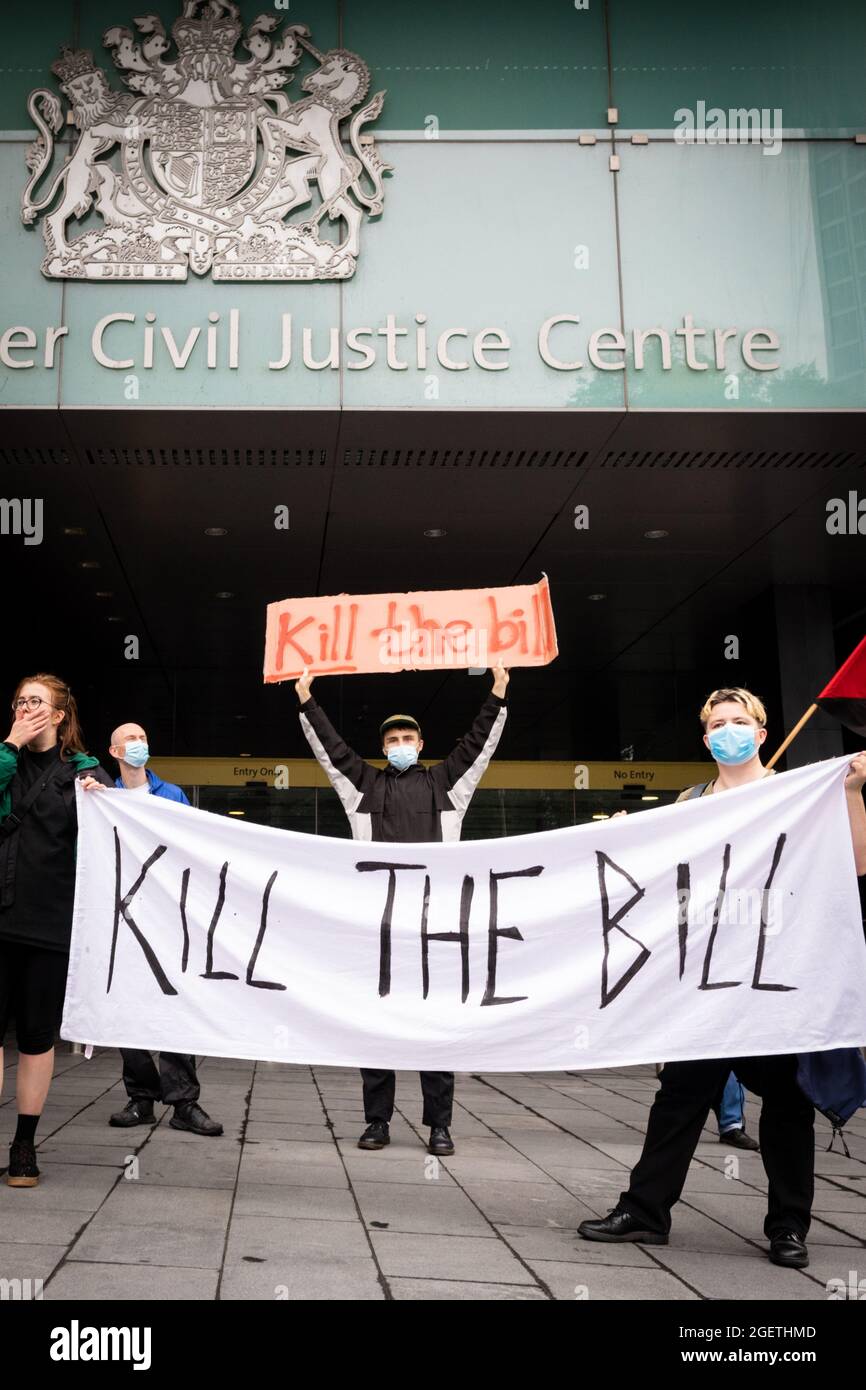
263,576,558,682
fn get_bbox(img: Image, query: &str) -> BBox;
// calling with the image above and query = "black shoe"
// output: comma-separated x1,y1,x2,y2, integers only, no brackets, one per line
769,1230,809,1268
358,1121,390,1150
6,1139,40,1188
720,1127,760,1151
428,1126,455,1156
109,1099,156,1128
578,1208,668,1245
169,1102,223,1136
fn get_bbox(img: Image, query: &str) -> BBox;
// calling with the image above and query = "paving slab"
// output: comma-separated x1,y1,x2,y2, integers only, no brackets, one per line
0,1163,118,1213
68,1184,232,1269
531,1260,700,1301
233,1183,359,1222
370,1231,536,1284
46,1262,219,1300
390,1278,548,1300
220,1257,384,1300
352,1180,494,1236
0,1242,67,1287
649,1248,823,1300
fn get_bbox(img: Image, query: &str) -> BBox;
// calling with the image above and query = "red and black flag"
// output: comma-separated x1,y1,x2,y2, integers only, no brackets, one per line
817,635,866,737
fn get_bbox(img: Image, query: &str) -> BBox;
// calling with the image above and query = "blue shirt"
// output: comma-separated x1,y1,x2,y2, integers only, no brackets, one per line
114,768,190,805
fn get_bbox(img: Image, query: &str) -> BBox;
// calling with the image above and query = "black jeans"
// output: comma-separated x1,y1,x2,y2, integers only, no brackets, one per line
620,1055,815,1239
120,1050,200,1107
361,1069,454,1128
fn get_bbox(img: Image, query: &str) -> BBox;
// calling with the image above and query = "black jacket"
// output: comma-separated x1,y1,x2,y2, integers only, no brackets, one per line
299,693,508,843
0,743,114,952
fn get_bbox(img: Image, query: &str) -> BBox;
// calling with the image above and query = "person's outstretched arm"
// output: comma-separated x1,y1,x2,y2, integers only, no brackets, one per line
434,663,509,812
296,667,377,817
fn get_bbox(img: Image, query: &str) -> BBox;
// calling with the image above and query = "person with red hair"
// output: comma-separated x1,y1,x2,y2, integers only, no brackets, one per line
0,674,113,1187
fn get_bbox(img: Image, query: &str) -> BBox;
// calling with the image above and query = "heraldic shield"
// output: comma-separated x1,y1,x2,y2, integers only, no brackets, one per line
20,1,392,281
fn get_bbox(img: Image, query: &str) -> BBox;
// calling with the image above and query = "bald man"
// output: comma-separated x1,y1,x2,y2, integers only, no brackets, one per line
106,723,223,1137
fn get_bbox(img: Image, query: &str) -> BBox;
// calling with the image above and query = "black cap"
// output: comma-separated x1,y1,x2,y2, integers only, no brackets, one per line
379,713,421,738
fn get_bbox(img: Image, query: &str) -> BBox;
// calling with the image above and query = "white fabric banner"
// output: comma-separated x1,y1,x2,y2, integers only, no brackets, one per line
62,757,866,1071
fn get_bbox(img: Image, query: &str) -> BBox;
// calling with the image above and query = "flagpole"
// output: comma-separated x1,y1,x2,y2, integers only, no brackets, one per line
765,704,819,770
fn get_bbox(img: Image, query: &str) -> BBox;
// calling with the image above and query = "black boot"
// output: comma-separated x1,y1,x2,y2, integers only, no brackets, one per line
428,1126,455,1155
109,1099,156,1128
358,1121,390,1150
170,1102,223,1136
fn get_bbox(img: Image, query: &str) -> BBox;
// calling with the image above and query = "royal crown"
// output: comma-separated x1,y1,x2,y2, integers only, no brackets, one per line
51,46,98,85
172,11,242,60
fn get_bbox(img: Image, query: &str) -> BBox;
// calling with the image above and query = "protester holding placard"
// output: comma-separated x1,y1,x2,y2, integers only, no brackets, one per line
296,661,510,1154
0,675,113,1187
579,687,866,1269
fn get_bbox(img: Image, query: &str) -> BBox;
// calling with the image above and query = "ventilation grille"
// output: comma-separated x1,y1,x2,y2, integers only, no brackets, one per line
341,448,587,468
83,448,329,466
0,448,74,466
600,449,864,469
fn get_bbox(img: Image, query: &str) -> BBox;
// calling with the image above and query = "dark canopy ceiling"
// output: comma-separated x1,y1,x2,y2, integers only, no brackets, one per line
2,406,864,764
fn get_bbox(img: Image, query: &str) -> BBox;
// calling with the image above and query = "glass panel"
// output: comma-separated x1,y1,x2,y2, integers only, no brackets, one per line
344,0,609,131
618,142,866,408
343,142,623,409
609,0,866,138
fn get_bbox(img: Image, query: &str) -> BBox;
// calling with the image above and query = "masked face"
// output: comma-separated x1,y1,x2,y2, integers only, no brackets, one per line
706,722,759,766
386,746,419,772
123,740,150,768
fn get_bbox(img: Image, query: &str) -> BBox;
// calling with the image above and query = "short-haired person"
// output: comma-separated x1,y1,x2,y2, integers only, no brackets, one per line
102,723,222,1137
296,663,510,1156
580,687,866,1269
0,675,113,1187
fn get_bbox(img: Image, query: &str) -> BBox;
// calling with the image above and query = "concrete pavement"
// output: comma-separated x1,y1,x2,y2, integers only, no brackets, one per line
1,1047,864,1301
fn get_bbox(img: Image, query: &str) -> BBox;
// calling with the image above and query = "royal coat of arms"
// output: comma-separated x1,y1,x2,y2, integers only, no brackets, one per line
21,1,392,280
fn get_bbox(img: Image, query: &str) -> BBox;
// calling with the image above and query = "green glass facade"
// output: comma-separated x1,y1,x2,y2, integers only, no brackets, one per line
2,0,865,412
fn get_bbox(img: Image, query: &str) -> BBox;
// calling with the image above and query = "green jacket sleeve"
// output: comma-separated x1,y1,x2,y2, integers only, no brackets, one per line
0,741,19,818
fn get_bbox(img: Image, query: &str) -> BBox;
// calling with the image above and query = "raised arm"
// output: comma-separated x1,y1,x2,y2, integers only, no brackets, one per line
434,663,509,807
845,752,866,875
295,668,377,808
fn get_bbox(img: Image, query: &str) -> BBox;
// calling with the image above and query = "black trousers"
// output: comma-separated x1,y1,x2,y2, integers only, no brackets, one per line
620,1055,815,1239
361,1069,454,1127
120,1050,200,1106
0,941,68,1055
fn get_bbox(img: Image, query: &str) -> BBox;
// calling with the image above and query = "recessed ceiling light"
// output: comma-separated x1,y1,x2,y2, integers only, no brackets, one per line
106,616,122,623
234,714,247,721
63,526,86,536
228,810,245,816
644,529,669,540
78,560,100,569
204,527,228,537
424,528,446,538
588,593,606,601
239,753,252,757
591,813,610,821
641,795,659,802
215,591,234,599
95,591,113,598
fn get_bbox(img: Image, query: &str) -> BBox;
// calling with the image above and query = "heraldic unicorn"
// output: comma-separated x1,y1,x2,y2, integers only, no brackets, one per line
21,1,392,280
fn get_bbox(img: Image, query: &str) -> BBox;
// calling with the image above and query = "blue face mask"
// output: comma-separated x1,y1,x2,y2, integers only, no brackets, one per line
707,723,759,766
387,746,419,772
123,740,150,768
